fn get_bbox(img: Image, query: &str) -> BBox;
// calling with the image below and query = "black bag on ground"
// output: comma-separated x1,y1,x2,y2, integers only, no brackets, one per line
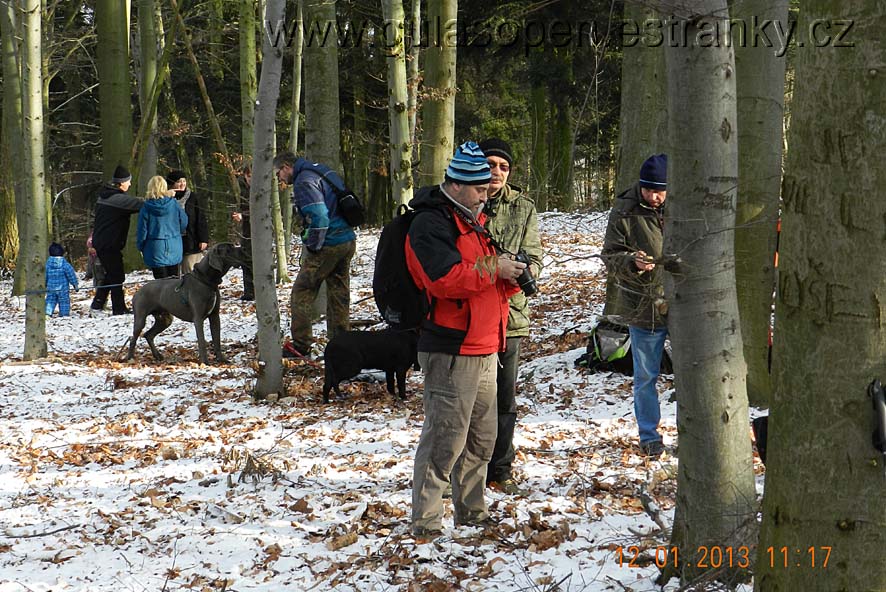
575,316,673,376
372,205,428,330
321,171,366,227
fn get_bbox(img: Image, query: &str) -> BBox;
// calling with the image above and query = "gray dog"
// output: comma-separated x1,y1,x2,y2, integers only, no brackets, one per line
126,243,244,364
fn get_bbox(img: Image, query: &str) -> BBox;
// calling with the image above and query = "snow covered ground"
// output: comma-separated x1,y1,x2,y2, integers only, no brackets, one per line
0,212,757,591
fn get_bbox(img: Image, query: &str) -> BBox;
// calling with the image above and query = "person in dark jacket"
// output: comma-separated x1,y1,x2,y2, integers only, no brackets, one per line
166,170,209,274
231,165,254,301
89,165,143,316
601,153,669,457
478,137,543,496
136,175,188,279
45,242,78,317
405,141,526,538
274,151,356,357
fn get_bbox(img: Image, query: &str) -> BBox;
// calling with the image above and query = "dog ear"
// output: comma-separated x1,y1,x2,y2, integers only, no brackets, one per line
205,249,224,272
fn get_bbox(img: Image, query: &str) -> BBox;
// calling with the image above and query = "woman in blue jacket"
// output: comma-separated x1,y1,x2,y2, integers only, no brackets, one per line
137,176,188,279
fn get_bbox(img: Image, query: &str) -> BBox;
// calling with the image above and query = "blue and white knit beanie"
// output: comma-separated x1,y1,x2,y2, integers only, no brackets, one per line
639,153,667,190
444,141,492,185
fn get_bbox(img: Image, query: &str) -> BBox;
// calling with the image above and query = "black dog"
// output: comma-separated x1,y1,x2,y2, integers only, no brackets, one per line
126,243,244,364
322,329,419,403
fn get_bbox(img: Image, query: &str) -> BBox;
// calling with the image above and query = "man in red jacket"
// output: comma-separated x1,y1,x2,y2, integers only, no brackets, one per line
405,141,527,538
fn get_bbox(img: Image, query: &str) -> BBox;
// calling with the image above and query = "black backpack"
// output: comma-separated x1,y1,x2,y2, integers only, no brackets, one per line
372,205,428,330
319,170,366,228
575,316,673,376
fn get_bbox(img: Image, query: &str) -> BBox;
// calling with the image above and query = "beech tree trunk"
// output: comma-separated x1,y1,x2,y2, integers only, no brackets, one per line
22,0,48,359
96,0,133,179
417,0,455,186
407,0,420,145
303,0,341,170
658,2,756,586
381,0,413,208
250,0,286,399
757,2,886,590
733,0,787,408
135,0,158,192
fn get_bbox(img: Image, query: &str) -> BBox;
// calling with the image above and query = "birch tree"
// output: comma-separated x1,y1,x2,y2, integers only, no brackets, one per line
417,0,455,186
381,0,413,207
250,0,286,399
757,2,886,589
658,1,756,585
22,0,48,359
732,0,788,407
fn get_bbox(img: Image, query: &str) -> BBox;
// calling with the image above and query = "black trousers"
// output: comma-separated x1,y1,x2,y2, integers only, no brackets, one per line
241,236,254,296
487,336,522,483
151,265,179,279
91,248,127,314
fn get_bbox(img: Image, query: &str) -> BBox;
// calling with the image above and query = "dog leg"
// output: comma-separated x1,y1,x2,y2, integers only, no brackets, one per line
127,312,148,361
323,362,334,403
144,313,173,361
208,311,227,363
396,368,407,400
194,316,210,364
385,371,396,396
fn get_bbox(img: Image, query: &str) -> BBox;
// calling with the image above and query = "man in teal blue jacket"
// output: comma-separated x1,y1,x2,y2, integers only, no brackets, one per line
274,151,357,357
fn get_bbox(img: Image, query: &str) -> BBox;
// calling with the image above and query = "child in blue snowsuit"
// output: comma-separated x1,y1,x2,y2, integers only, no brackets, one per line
45,243,79,316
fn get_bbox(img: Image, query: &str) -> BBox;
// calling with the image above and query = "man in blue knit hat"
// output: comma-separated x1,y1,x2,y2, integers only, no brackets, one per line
405,141,527,538
602,153,669,457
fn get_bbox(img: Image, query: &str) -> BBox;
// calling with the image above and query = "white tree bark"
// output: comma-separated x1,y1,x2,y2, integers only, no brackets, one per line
660,1,756,585
22,0,47,359
381,0,413,208
250,0,286,398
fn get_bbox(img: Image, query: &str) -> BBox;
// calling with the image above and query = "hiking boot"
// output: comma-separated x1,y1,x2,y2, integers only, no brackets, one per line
240,292,255,302
455,512,495,528
282,341,312,359
488,478,529,496
640,440,664,458
112,308,132,316
412,526,443,539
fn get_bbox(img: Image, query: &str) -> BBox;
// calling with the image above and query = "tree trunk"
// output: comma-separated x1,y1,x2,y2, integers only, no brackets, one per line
22,0,47,360
615,3,667,195
659,2,756,586
209,0,224,80
406,0,420,146
757,2,886,589
607,1,668,314
136,0,158,193
240,0,257,159
733,0,787,408
284,0,302,256
250,0,286,399
549,100,574,210
0,0,22,276
303,0,341,171
96,0,133,179
417,0,455,186
381,0,413,208
529,84,547,212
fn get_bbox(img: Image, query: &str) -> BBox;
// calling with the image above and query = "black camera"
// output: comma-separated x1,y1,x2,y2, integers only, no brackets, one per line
513,250,538,297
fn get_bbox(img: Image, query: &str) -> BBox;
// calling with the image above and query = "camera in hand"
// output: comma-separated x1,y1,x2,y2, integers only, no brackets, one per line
513,250,538,297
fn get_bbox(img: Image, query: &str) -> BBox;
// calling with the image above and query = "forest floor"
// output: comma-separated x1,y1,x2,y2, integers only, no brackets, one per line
0,212,762,591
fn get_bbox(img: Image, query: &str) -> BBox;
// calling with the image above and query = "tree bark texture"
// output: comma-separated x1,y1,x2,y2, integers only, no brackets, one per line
757,2,886,590
303,0,341,172
732,0,787,408
250,0,286,399
136,0,158,193
660,2,756,586
22,0,48,359
381,0,413,208
96,0,133,178
417,0,456,186
240,0,257,159
615,3,668,195
0,0,22,275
